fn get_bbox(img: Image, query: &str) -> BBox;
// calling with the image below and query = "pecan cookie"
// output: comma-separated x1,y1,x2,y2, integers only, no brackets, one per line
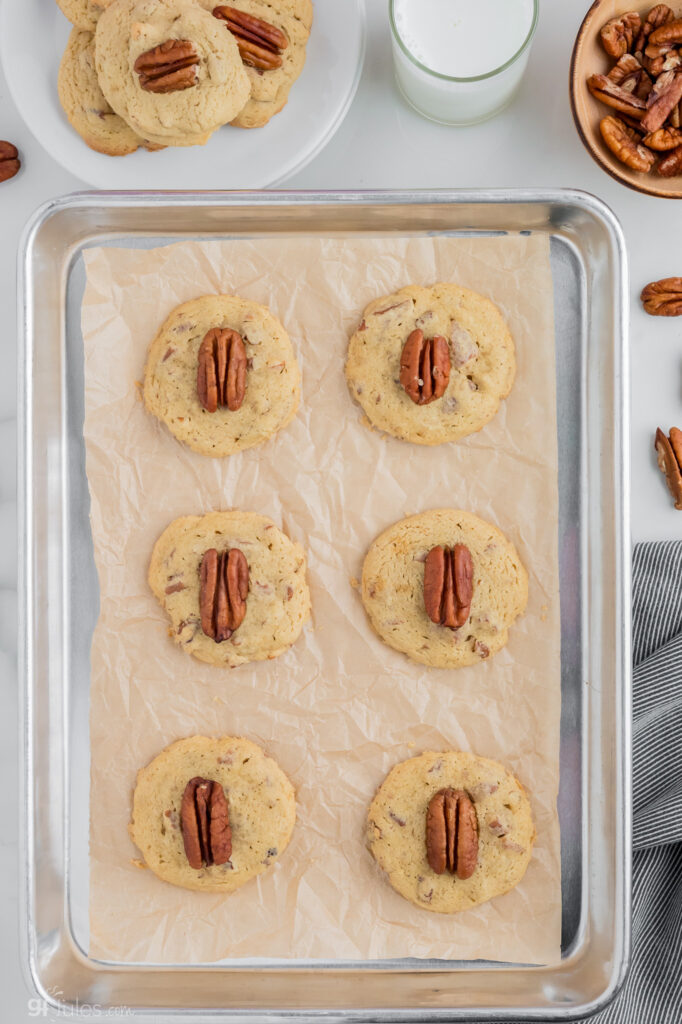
58,29,163,156
345,283,516,446
56,0,114,32
94,0,250,146
361,509,528,669
130,735,296,893
201,0,313,128
367,750,535,914
143,294,300,457
148,510,310,668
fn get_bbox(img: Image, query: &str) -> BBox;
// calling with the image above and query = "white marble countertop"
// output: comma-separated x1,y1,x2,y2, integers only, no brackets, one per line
1,0,680,1019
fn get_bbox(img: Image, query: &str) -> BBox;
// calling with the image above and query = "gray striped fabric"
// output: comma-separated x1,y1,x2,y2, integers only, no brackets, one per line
515,542,682,1022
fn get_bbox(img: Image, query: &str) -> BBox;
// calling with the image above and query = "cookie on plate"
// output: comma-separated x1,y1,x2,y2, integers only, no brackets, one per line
203,0,313,128
58,28,162,156
143,294,300,457
56,0,113,32
361,509,528,669
367,750,535,914
149,510,310,668
345,283,516,446
95,0,250,146
130,735,296,893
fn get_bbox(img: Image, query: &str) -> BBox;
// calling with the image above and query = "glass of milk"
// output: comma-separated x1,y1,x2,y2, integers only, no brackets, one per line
390,0,539,125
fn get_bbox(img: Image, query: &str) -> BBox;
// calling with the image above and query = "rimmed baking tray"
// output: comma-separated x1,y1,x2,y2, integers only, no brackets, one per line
18,189,631,1019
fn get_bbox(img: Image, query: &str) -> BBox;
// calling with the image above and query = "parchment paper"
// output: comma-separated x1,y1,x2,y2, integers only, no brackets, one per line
83,233,561,966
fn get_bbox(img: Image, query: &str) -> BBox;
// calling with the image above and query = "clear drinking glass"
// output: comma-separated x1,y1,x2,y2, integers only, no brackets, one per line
389,0,539,126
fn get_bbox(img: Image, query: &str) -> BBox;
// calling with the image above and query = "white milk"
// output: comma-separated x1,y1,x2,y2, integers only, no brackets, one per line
390,0,537,125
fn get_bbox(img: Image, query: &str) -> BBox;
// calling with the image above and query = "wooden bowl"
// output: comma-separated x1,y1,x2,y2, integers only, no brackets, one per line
570,0,682,198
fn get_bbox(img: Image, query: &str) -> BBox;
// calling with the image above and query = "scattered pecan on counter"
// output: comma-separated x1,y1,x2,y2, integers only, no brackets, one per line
0,141,20,183
641,277,682,314
655,427,682,508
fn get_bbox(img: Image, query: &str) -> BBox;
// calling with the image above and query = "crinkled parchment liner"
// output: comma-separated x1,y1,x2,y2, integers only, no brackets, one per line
83,234,561,965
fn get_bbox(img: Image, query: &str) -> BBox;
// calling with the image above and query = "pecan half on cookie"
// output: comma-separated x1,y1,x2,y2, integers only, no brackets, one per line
399,329,451,405
134,39,199,93
423,544,473,629
213,6,288,69
197,328,247,412
200,548,249,641
181,776,232,869
425,788,479,880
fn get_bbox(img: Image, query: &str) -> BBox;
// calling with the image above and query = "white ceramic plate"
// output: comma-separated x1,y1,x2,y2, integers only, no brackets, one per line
1,0,365,188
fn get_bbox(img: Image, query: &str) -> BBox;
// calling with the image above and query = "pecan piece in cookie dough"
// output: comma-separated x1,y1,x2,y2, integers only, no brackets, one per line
600,11,642,57
399,329,451,405
199,548,249,641
655,427,682,509
134,39,199,93
600,116,656,170
213,6,288,70
181,776,232,869
0,141,20,183
197,328,247,412
423,544,473,629
641,277,682,315
425,788,478,880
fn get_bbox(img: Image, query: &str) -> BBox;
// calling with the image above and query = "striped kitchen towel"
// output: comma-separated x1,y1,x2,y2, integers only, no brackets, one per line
601,541,682,1022
516,541,682,1022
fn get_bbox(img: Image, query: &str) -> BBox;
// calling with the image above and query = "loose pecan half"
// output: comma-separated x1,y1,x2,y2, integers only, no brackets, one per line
600,12,642,57
134,39,199,93
587,74,647,116
399,329,451,405
213,6,287,70
643,125,682,148
601,116,656,170
608,53,652,100
641,277,682,315
199,548,249,642
197,328,247,413
634,4,674,53
655,427,682,509
649,15,682,45
181,776,232,869
423,544,473,629
658,142,682,174
641,69,682,132
425,788,478,880
0,141,20,183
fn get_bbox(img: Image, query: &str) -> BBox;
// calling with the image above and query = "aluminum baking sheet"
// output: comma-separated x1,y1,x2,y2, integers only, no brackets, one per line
19,189,631,1020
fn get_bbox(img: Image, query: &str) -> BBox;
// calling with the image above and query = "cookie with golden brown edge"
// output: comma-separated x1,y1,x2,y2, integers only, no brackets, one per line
143,294,300,457
367,750,535,914
361,509,528,669
130,735,296,892
148,510,311,668
202,0,313,128
95,0,250,146
58,29,163,156
345,283,516,446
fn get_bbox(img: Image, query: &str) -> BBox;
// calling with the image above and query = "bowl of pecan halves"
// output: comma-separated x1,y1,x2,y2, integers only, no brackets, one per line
571,1,682,197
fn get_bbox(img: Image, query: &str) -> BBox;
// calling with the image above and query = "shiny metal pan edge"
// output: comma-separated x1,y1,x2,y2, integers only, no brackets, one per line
18,188,631,1019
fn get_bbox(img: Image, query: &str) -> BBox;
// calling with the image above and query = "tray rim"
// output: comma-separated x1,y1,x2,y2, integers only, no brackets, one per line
18,187,631,1020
